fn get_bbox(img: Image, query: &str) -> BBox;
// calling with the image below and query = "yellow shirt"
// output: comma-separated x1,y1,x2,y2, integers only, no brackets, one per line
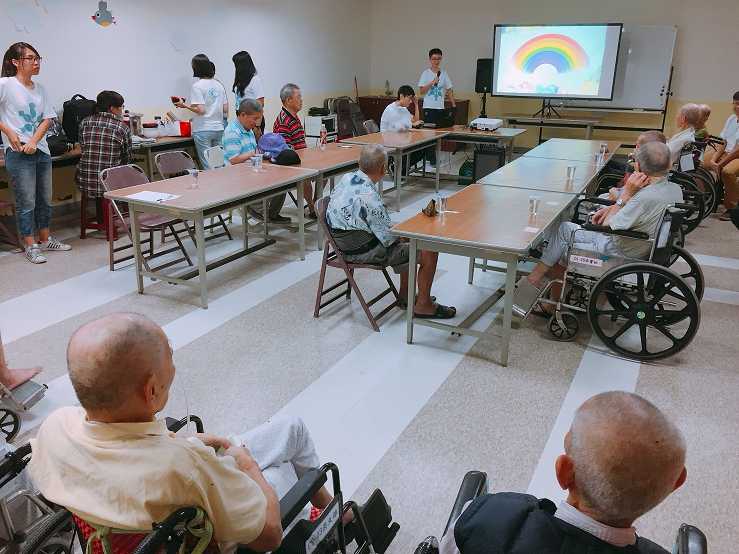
28,407,267,546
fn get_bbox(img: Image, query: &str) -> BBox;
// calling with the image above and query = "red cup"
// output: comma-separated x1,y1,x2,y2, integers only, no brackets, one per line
179,120,191,137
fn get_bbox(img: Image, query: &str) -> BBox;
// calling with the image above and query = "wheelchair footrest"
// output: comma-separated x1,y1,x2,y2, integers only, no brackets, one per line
347,488,400,554
2,381,47,411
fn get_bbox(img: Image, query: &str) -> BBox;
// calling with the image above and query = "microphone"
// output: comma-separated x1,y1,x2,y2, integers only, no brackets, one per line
436,70,441,81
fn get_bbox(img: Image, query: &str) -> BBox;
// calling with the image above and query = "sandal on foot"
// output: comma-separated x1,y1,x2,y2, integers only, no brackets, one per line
414,303,457,319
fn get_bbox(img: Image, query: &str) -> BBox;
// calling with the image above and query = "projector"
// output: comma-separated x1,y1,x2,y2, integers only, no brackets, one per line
470,117,503,131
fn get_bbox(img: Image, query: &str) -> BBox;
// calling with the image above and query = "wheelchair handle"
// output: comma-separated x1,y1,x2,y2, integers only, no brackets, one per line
443,471,488,537
581,223,650,240
165,415,204,434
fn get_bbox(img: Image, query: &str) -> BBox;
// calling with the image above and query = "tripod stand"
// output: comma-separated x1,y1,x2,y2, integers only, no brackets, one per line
531,99,562,118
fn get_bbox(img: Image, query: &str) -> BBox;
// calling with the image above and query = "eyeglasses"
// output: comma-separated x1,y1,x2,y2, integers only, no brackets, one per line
19,56,42,63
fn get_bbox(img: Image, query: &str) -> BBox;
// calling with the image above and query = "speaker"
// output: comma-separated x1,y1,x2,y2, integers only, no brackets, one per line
475,58,492,94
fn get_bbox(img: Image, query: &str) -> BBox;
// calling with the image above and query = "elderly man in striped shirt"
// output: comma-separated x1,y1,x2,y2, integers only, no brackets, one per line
273,83,317,218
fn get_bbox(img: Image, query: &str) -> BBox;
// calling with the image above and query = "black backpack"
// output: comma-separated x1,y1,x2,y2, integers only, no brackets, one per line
62,94,96,143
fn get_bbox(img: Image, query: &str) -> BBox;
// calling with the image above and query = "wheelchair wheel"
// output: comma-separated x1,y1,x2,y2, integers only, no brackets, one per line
0,408,20,442
548,312,579,341
588,263,700,360
678,180,705,234
667,247,704,301
688,168,717,216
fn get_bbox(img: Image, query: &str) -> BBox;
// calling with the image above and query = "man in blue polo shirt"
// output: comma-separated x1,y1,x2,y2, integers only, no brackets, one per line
222,98,261,165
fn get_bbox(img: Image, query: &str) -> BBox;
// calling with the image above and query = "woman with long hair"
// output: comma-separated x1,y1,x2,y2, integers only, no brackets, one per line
232,51,265,133
174,54,228,169
0,42,71,264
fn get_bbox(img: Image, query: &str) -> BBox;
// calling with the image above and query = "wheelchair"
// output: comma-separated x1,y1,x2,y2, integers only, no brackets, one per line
0,442,75,553
0,380,48,442
412,471,707,554
18,415,400,554
522,197,702,361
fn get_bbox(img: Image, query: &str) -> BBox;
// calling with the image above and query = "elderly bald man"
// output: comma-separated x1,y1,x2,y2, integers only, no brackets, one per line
513,141,683,317
29,313,335,552
326,144,456,319
439,391,687,553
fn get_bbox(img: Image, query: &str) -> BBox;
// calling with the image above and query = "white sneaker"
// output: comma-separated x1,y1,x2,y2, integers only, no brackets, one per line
25,244,47,264
41,236,72,251
423,162,436,173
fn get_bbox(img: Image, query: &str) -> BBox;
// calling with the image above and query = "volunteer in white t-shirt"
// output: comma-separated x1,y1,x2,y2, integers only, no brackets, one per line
232,51,265,134
418,48,456,111
175,54,228,169
704,91,739,217
0,42,72,264
380,85,423,132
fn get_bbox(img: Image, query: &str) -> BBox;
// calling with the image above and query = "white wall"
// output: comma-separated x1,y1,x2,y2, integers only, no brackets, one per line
0,0,371,126
367,0,739,132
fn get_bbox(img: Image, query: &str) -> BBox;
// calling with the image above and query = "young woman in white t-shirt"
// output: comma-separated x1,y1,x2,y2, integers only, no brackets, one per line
0,42,71,264
232,51,265,134
174,54,228,169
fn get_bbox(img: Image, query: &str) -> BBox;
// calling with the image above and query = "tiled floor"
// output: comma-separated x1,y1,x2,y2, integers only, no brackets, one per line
2,165,737,552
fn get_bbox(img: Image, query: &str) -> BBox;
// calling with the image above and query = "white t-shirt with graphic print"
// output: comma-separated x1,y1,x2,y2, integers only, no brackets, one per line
189,78,227,133
418,68,453,110
0,76,56,155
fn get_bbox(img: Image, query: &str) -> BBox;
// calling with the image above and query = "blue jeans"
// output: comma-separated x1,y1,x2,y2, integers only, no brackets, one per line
192,130,224,169
5,149,52,239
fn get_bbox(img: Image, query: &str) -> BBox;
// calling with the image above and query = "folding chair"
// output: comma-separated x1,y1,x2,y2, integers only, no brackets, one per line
0,200,21,250
313,197,399,331
100,164,194,272
153,151,232,241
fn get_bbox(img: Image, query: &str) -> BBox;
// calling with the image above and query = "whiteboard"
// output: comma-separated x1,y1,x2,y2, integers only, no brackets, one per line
562,25,677,111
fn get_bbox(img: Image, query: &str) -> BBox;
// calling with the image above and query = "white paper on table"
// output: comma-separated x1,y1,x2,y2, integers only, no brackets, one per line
126,191,180,203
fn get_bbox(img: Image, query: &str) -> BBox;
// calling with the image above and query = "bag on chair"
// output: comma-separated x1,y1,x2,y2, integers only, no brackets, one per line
62,94,96,143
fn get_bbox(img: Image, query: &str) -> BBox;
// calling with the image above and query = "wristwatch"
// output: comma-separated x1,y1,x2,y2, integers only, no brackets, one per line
616,198,625,207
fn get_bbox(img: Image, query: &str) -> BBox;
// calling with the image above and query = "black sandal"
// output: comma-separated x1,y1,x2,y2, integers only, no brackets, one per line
414,303,457,319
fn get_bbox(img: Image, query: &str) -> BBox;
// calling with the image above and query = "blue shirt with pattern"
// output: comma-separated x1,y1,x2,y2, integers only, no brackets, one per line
326,170,396,247
222,119,257,163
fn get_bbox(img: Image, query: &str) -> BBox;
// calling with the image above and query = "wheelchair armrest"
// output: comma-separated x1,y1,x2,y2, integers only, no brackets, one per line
674,523,707,554
131,507,201,554
0,442,33,489
572,197,616,224
278,467,327,529
442,471,488,537
165,415,204,434
19,509,74,554
581,223,650,240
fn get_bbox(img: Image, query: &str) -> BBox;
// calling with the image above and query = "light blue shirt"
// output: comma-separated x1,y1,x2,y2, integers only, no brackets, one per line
222,119,257,163
326,170,396,247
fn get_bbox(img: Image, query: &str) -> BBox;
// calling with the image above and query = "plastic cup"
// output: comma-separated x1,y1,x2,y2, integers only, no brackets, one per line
529,195,540,216
566,166,577,181
186,169,199,189
252,153,263,172
437,195,448,213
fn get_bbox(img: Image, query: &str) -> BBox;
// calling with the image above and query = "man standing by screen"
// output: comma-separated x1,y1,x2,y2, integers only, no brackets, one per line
418,48,456,112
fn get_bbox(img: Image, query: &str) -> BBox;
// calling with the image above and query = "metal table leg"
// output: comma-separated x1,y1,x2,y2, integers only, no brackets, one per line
500,257,517,366
406,239,417,344
585,124,593,140
129,206,145,294
194,215,208,309
315,174,325,250
394,151,401,212
242,203,248,251
297,180,305,260
435,139,441,193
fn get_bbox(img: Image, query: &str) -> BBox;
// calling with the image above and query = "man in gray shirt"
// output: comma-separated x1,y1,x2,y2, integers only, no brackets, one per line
514,141,683,315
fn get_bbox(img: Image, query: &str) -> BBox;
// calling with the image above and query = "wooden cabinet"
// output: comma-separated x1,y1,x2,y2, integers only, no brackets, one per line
358,96,470,126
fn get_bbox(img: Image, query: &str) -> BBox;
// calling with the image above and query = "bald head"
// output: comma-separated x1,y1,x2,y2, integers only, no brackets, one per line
67,313,172,413
568,392,686,525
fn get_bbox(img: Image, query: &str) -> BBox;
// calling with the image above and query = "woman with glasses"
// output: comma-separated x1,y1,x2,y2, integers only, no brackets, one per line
0,42,71,264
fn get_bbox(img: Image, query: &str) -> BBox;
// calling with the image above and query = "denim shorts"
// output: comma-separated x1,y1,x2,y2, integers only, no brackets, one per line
4,148,52,238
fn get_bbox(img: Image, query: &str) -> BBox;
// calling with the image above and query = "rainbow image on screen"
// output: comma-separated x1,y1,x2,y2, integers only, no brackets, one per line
513,34,589,74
